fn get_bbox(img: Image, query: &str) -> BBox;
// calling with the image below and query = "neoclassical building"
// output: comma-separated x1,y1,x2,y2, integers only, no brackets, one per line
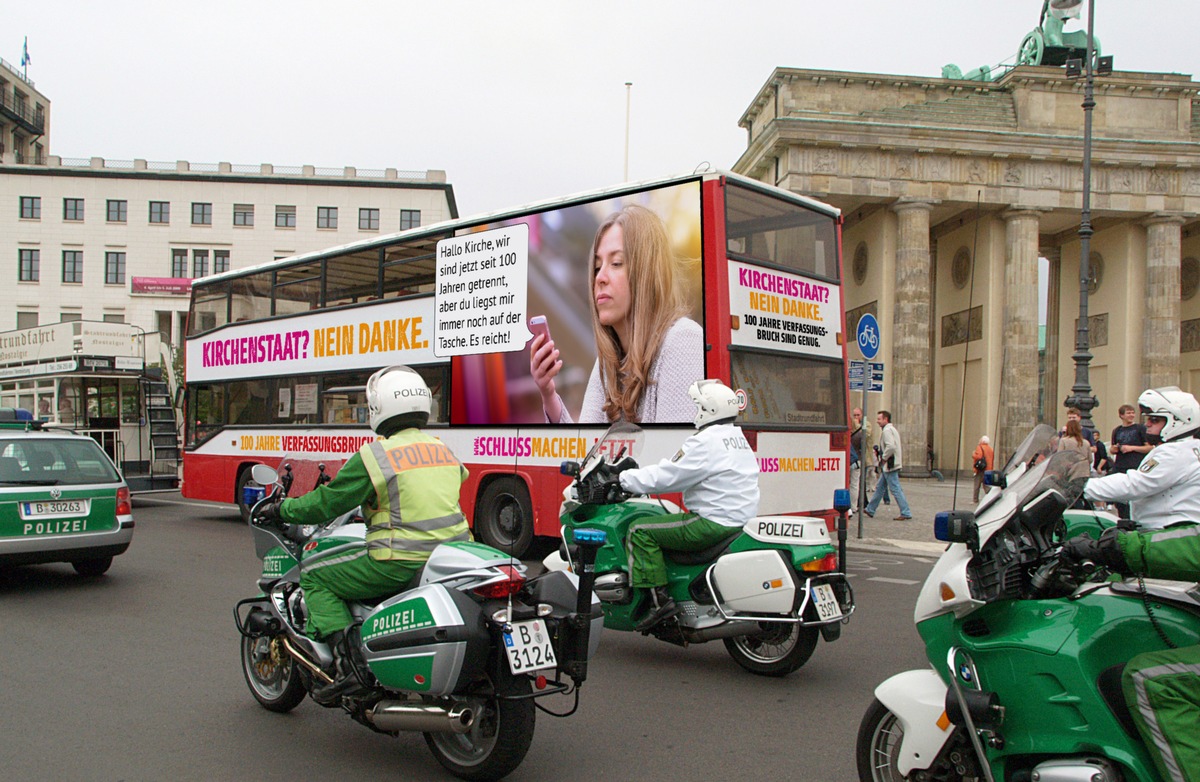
734,64,1200,473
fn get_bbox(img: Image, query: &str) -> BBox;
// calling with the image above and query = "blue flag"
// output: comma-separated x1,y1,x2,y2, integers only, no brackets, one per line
20,36,30,67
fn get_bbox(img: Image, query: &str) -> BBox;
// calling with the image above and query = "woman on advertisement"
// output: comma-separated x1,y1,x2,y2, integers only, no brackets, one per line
530,205,702,424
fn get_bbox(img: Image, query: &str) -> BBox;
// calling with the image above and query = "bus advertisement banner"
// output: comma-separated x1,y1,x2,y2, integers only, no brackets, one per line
727,260,842,359
185,297,437,383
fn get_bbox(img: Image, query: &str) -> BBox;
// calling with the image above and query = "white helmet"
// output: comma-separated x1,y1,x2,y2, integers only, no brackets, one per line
1138,386,1200,442
689,379,739,428
366,365,431,434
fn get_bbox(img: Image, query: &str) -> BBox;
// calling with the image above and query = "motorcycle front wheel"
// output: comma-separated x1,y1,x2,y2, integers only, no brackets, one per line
856,698,908,782
425,669,535,782
241,631,307,713
723,623,819,676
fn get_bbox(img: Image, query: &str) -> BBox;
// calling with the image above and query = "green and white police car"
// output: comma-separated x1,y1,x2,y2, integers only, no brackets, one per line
0,412,133,576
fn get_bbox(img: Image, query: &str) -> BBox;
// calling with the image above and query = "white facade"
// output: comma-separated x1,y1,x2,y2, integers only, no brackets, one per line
1,156,457,354
0,58,49,166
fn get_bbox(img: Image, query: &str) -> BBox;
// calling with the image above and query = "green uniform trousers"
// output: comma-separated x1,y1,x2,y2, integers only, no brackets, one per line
301,551,424,640
627,512,737,588
1122,643,1200,782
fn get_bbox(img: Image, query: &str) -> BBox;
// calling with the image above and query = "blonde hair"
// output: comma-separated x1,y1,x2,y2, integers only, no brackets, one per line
590,205,688,422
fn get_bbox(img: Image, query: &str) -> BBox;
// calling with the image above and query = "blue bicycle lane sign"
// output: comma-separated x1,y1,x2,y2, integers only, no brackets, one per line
856,314,880,360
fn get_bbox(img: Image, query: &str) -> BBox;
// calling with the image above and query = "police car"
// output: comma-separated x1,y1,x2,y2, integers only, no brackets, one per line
0,410,133,576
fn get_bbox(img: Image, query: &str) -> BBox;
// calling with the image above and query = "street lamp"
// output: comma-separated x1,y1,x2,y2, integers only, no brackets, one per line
1060,0,1112,428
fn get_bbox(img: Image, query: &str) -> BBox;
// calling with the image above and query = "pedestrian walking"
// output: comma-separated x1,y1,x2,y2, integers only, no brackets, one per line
864,410,912,520
971,435,994,504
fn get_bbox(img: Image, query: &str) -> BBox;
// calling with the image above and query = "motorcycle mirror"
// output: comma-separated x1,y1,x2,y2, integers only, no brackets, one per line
561,461,581,477
935,510,980,553
983,469,1006,489
251,463,280,486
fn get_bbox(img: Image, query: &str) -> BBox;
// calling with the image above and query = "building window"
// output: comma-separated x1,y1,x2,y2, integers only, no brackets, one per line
400,209,421,230
193,250,209,278
19,249,40,281
149,201,170,224
16,311,38,330
63,198,84,221
214,250,230,274
20,196,40,220
62,250,83,284
359,208,380,231
233,204,254,226
103,313,125,324
60,313,82,323
275,205,296,228
107,199,127,223
317,206,338,229
171,248,188,278
105,252,126,284
192,202,213,225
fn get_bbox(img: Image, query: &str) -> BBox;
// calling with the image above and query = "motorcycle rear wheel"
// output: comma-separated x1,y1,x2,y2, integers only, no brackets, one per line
425,670,535,782
723,623,819,676
857,698,906,781
241,631,307,713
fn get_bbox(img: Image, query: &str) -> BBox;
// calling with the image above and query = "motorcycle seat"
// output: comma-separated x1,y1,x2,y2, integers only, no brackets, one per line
354,565,427,608
664,531,741,565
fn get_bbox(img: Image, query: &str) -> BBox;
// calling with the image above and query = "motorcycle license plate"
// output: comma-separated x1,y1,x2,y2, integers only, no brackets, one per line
502,619,557,674
812,584,842,621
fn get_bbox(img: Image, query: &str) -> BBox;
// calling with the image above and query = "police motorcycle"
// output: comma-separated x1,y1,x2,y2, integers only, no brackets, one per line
234,461,605,781
856,424,1200,782
545,421,855,676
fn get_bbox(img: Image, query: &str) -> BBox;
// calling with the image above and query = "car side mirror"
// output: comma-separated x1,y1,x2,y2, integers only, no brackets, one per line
935,510,979,553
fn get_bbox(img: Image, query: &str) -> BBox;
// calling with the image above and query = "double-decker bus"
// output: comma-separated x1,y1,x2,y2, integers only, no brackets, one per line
182,172,848,556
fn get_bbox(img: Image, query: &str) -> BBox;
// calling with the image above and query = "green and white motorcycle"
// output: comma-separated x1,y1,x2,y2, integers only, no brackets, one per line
234,463,604,782
857,425,1200,781
546,422,854,677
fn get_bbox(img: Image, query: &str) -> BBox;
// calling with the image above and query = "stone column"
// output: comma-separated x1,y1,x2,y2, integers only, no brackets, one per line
1142,213,1186,389
892,200,935,477
998,209,1042,457
1041,246,1062,424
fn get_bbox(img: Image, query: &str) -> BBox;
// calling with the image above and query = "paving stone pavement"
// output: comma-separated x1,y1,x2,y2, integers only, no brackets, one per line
839,473,983,556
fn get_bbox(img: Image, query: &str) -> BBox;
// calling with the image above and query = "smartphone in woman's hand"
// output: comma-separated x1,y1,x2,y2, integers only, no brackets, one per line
529,315,552,346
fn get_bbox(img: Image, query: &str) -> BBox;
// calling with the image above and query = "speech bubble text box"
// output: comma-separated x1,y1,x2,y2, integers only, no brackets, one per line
434,224,532,357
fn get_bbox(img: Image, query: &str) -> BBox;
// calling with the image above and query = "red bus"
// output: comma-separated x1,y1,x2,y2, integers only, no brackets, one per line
182,172,849,557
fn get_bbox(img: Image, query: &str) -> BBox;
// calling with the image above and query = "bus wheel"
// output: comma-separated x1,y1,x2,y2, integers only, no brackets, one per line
236,467,255,523
476,478,534,558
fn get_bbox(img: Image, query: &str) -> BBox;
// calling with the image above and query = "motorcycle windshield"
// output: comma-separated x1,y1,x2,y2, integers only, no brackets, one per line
580,421,644,476
999,424,1059,477
987,446,1091,532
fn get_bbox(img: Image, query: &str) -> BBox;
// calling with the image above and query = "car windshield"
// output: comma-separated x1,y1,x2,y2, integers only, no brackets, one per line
0,438,121,485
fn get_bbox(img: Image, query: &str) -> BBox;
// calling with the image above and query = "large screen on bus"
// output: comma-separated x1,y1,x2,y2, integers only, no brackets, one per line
440,180,705,426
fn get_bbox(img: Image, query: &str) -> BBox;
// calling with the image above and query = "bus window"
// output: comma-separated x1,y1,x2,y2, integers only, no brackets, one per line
189,281,230,336
725,183,839,282
382,236,442,297
273,261,322,316
120,379,141,424
326,250,382,307
188,384,227,445
229,379,271,425
730,350,846,429
231,273,271,323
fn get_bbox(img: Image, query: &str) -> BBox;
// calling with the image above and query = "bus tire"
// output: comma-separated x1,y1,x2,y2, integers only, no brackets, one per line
235,466,255,524
475,478,534,559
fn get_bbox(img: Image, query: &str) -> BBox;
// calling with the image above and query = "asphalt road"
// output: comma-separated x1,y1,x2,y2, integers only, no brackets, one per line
0,494,936,781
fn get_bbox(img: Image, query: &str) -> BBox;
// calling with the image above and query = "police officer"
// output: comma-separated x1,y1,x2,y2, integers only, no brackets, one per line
1083,387,1200,530
614,379,759,632
259,366,469,701
1062,524,1200,781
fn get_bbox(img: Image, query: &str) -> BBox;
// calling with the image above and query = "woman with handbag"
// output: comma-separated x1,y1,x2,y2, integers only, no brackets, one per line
971,434,994,504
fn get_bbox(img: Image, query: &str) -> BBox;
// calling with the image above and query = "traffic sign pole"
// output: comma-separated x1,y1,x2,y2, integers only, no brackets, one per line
854,315,881,540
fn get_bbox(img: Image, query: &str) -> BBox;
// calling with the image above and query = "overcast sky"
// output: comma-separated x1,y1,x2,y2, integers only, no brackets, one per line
5,1,1198,218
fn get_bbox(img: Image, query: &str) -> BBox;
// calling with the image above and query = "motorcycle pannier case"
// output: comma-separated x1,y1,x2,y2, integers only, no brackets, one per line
711,550,796,614
360,583,490,696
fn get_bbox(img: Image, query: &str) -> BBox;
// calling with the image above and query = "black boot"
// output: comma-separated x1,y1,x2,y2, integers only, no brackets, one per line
635,586,679,632
310,629,363,704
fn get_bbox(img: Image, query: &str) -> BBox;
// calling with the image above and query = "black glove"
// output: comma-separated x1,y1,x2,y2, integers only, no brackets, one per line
253,496,284,528
603,481,628,504
594,456,638,484
1060,528,1130,575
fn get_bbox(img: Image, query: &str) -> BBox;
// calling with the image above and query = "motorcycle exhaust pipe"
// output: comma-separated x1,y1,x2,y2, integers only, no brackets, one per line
683,620,764,643
367,702,475,734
